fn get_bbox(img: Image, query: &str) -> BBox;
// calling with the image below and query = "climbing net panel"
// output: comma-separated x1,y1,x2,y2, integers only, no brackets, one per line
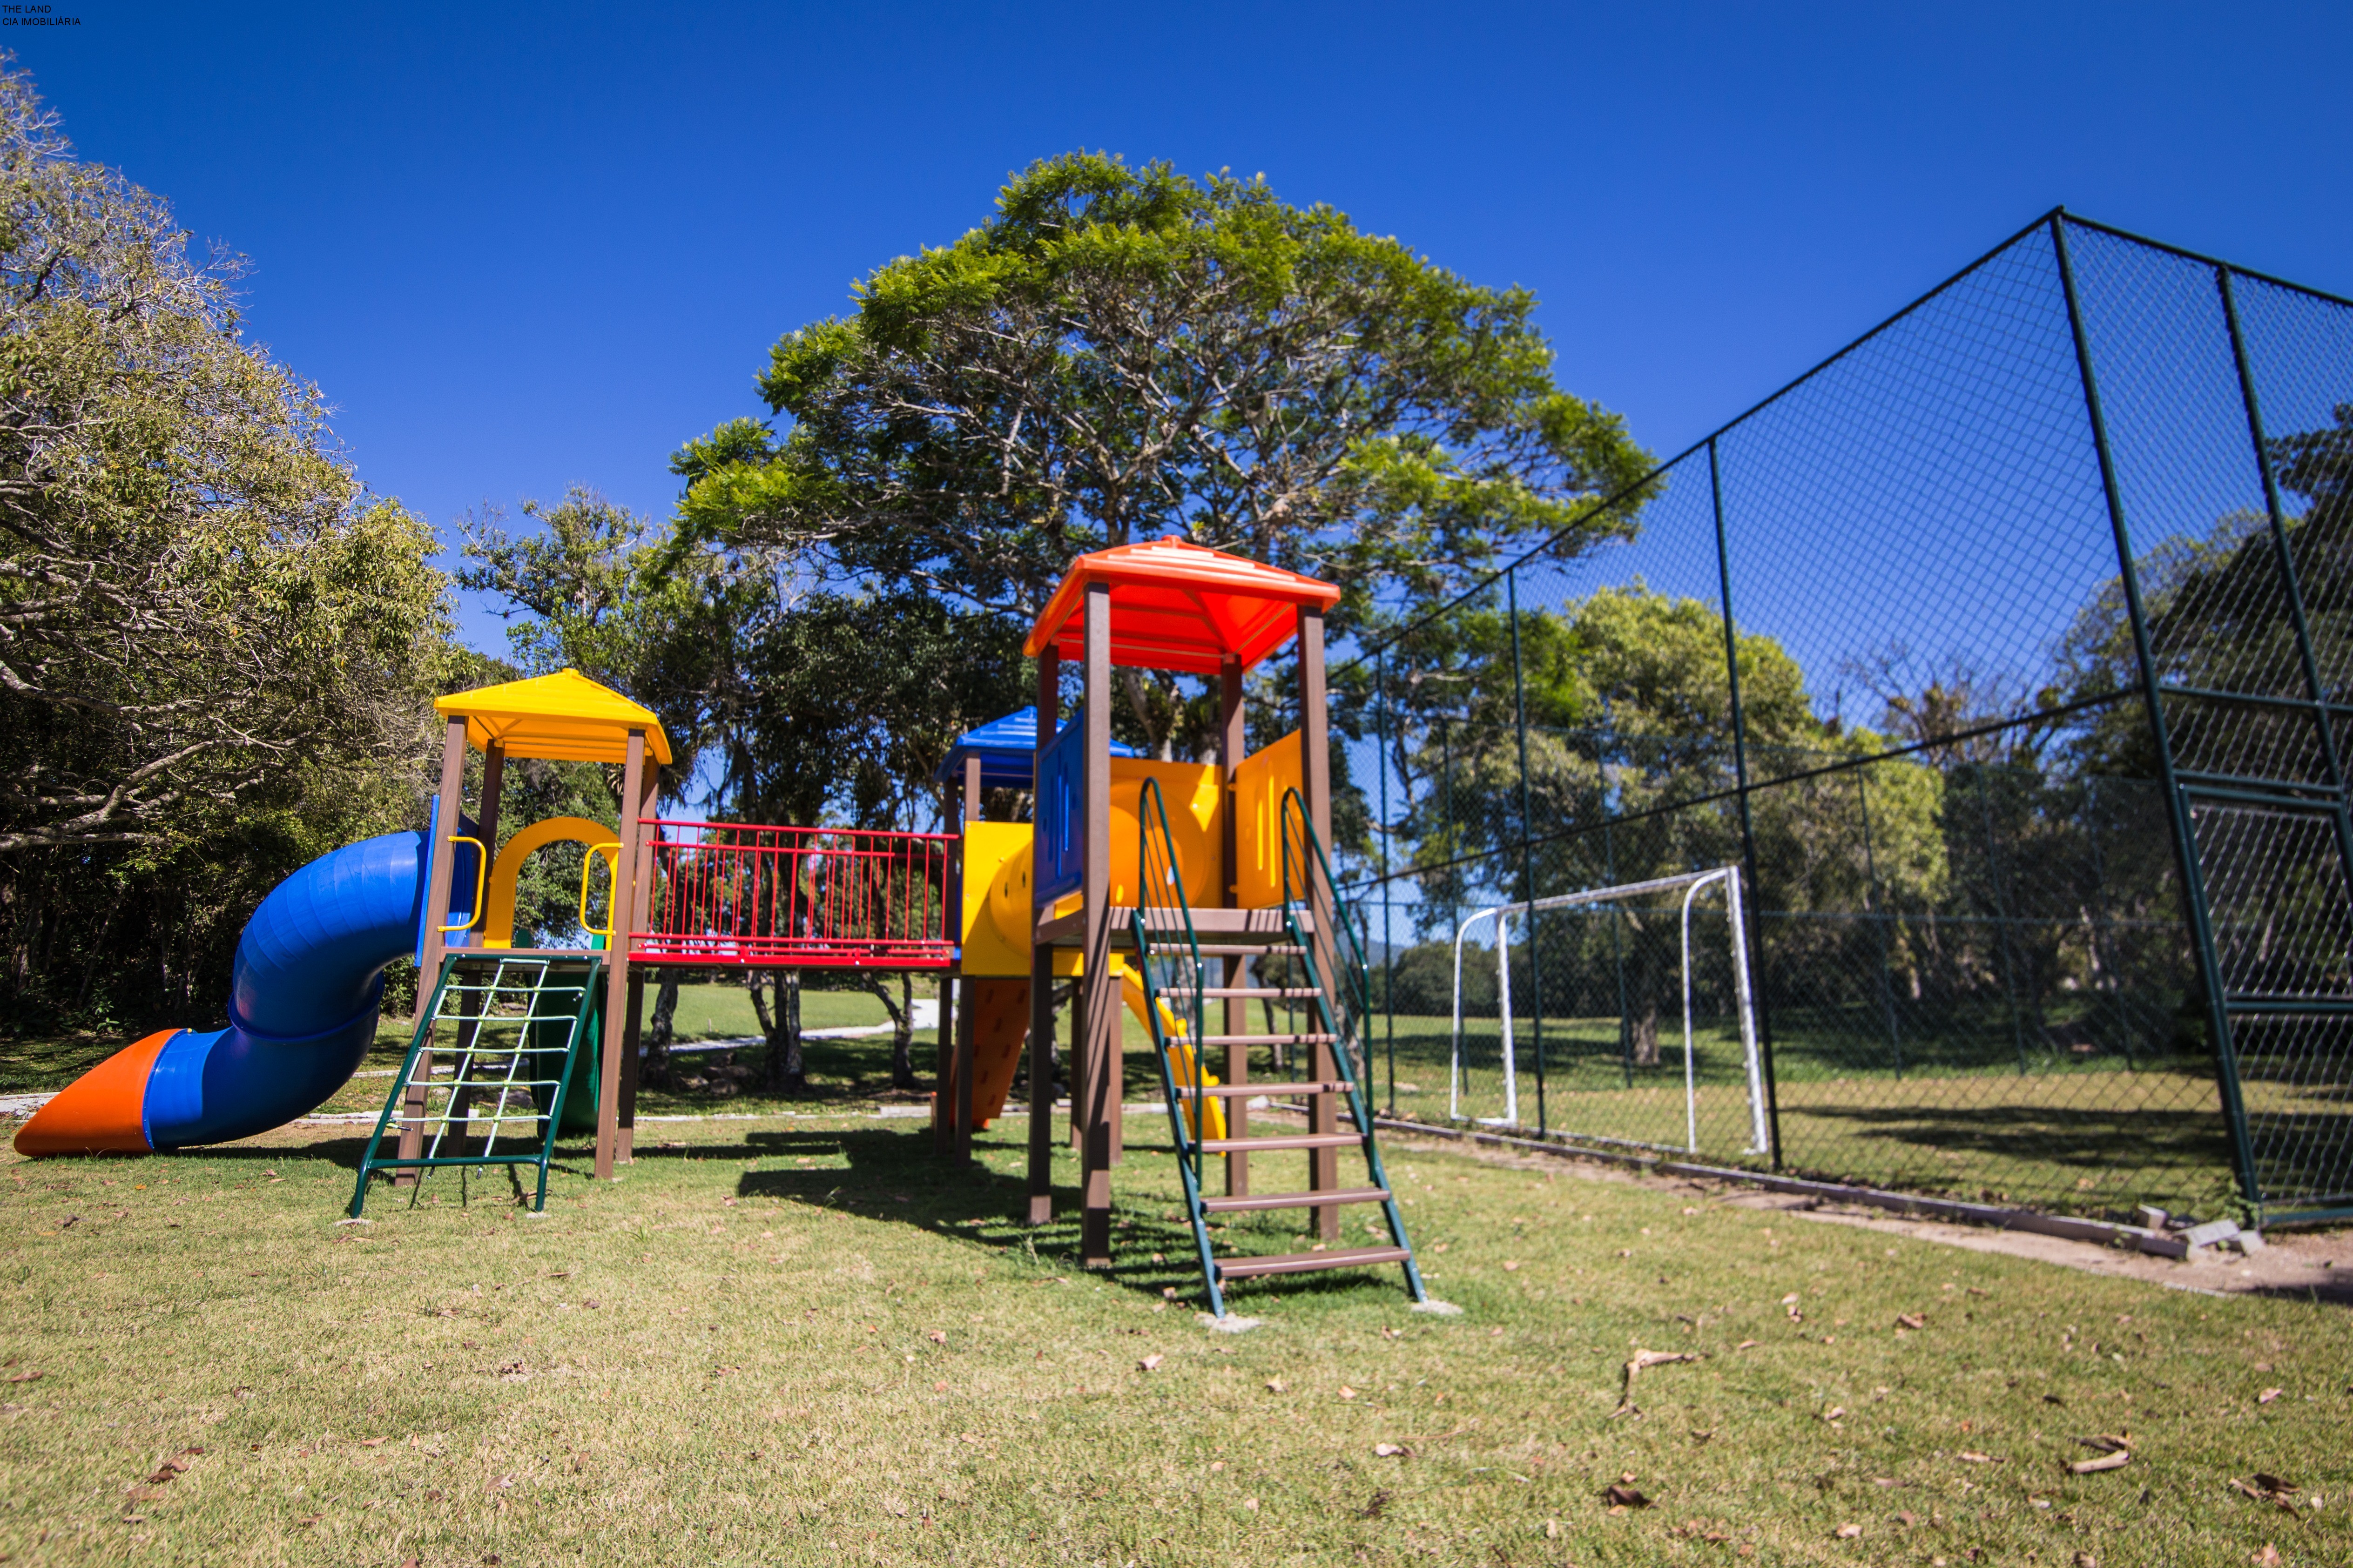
351,952,604,1216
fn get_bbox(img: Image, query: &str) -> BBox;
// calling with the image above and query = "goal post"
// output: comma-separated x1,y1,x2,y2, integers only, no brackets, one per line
1448,864,1766,1156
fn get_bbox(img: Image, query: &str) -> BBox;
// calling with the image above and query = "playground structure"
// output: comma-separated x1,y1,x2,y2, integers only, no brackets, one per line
15,539,1423,1304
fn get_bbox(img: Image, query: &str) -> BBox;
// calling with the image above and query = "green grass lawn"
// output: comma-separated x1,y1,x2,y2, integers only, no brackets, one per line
4,1099,2347,1567
1375,1012,2258,1222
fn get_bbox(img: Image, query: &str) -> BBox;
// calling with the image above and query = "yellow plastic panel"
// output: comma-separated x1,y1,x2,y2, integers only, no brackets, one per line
1231,729,1302,908
959,822,1036,978
1106,759,1222,909
479,815,625,948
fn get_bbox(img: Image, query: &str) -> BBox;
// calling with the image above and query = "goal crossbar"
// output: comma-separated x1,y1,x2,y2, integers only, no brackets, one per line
1448,864,1767,1156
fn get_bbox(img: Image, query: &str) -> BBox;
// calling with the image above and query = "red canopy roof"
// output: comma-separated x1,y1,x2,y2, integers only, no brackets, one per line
1022,538,1344,675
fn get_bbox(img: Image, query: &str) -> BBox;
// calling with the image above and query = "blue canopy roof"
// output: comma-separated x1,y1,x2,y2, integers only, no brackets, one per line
936,706,1140,789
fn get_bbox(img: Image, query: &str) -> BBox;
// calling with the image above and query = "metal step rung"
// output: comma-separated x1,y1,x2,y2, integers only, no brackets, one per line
1200,1032,1335,1047
1175,1080,1350,1098
1215,1245,1412,1280
1200,1186,1390,1214
1196,1131,1364,1153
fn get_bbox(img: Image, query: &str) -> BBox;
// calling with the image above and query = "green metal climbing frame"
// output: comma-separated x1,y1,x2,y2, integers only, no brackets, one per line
351,951,604,1216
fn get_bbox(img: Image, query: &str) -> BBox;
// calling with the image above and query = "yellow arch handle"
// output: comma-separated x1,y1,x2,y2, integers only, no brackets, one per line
439,838,488,934
477,815,627,949
578,841,622,938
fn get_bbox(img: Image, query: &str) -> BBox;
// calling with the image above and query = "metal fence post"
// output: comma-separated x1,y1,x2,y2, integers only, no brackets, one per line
1709,436,1783,1168
2217,265,2353,870
2052,212,2260,1208
1506,568,1547,1133
1378,650,1397,1116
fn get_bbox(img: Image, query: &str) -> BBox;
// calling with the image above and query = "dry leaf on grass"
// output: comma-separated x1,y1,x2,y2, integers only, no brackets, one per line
1735,1339,1760,1351
1612,1348,1701,1417
2253,1547,2280,1567
1373,1442,1410,1458
1339,1385,1358,1401
926,1331,945,1345
5,1370,40,1384
2069,1450,2131,1475
1137,1354,1164,1372
1603,1483,1651,1509
357,1437,389,1448
1265,1377,1287,1393
2258,1387,2283,1404
1896,1313,1926,1331
1958,1452,2000,1464
1834,1523,1862,1538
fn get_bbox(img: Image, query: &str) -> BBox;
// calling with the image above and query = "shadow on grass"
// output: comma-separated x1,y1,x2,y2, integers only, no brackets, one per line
1781,1099,2249,1178
616,1124,1399,1308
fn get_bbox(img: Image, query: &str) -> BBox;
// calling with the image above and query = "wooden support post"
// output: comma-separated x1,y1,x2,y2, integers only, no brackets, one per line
1217,654,1249,1198
476,743,506,868
616,760,658,1164
1299,606,1341,1242
1026,647,1059,1225
594,729,645,1180
399,718,470,1181
1079,581,1117,1265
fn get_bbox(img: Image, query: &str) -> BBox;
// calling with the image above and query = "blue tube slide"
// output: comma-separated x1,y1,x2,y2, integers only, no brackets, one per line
142,821,479,1148
15,815,481,1156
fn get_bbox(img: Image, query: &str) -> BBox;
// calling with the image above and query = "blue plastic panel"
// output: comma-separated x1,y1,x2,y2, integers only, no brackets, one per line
1035,707,1087,906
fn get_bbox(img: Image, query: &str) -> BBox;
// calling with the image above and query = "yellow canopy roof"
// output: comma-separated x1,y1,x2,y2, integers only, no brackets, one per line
435,668,674,765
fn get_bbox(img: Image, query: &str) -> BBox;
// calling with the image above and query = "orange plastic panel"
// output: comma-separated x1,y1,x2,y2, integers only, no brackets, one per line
1024,538,1341,675
1106,759,1222,910
965,978,1029,1128
13,1029,174,1156
1231,729,1303,908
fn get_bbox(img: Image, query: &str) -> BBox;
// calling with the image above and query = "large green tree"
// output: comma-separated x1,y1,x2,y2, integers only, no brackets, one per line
0,61,447,856
670,153,1652,754
0,59,453,1037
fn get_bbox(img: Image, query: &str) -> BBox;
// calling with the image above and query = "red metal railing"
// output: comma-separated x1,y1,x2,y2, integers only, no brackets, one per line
634,820,956,969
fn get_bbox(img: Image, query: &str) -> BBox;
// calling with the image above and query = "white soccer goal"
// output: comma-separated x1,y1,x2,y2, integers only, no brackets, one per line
1448,864,1766,1156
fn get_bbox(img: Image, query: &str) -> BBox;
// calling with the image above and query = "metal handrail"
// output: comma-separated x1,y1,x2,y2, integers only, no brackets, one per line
1133,778,1206,1158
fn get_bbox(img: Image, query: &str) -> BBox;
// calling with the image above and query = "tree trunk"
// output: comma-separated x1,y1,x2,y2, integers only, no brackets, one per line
753,969,804,1092
641,969,681,1089
863,973,918,1090
1631,1003,1660,1068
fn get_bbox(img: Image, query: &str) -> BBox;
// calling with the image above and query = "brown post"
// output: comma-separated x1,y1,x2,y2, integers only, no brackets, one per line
616,760,659,1164
1216,654,1249,1197
593,729,645,1180
1026,647,1059,1224
1298,606,1340,1241
937,753,983,1157
445,743,499,1151
1079,582,1117,1265
398,718,471,1178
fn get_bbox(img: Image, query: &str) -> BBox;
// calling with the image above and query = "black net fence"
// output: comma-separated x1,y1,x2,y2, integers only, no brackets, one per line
1329,211,2353,1226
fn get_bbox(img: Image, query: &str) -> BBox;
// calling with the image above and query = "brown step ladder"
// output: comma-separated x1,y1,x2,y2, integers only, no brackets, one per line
1133,779,1424,1316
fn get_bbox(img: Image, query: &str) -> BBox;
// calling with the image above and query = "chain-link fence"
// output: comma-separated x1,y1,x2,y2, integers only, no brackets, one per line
1331,211,2353,1227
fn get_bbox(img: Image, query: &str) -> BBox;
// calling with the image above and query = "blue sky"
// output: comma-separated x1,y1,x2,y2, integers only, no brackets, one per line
19,2,2353,655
